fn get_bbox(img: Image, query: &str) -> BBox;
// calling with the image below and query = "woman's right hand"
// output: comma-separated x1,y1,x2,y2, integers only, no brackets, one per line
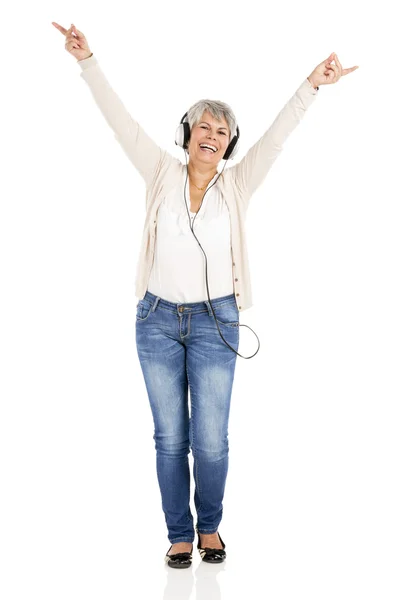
52,22,92,61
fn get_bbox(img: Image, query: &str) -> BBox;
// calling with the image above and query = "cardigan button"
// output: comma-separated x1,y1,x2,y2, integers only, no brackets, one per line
232,262,235,266
235,278,238,282
236,293,240,296
239,306,242,310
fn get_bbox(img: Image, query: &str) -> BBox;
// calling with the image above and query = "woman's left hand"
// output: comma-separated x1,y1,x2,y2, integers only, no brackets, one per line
308,52,359,88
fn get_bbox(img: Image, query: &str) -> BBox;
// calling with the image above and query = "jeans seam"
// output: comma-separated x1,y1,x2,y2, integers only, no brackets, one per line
186,360,202,513
215,319,239,328
179,312,191,340
136,299,154,322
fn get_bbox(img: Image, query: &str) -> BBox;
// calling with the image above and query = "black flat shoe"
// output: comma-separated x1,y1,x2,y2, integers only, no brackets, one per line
164,544,193,569
196,526,226,563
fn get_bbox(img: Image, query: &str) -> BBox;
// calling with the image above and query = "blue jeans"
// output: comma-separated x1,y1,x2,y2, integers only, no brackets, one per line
135,290,240,544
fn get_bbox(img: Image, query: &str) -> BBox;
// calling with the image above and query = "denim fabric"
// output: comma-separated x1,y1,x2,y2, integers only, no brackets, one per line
135,290,240,544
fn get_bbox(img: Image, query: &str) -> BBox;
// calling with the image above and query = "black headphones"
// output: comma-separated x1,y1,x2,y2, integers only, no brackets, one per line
175,112,240,160
173,111,260,359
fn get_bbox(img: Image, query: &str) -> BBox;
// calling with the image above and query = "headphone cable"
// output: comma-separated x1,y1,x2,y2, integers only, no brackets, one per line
183,150,260,359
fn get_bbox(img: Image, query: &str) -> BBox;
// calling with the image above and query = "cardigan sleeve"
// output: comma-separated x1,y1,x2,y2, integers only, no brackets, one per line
77,54,172,188
230,77,318,200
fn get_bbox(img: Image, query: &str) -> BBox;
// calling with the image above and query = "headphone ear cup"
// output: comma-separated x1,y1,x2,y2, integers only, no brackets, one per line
175,119,191,150
223,135,239,160
182,121,190,149
175,124,184,148
230,139,240,159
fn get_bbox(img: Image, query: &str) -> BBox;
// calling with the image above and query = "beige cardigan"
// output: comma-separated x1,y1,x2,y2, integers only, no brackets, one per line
78,54,318,311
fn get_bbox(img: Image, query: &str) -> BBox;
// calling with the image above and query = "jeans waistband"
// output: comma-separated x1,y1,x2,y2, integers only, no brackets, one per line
143,291,237,316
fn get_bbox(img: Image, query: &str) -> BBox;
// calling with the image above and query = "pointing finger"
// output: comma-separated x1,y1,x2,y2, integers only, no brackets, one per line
333,54,359,76
52,21,69,36
342,65,360,76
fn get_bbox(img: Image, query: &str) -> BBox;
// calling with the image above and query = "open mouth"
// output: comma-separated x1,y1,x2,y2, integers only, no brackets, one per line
199,144,218,153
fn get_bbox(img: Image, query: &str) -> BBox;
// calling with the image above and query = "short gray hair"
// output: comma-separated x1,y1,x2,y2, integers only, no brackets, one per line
186,99,237,146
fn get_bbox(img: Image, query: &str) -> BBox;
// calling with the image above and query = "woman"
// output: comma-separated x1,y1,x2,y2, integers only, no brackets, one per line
52,21,359,568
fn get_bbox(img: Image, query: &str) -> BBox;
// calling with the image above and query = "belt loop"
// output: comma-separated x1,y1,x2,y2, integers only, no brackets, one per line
152,296,160,312
204,299,213,316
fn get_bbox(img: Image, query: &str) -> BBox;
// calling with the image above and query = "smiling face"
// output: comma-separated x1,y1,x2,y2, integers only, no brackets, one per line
187,110,231,166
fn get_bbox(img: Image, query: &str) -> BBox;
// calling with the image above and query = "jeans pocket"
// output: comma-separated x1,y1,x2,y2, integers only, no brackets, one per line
136,298,154,322
213,302,239,328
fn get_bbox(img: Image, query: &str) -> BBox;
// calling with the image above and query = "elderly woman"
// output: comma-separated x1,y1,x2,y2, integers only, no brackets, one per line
53,21,359,568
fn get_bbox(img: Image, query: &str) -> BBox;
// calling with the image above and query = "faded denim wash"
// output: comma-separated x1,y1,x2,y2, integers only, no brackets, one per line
135,290,240,543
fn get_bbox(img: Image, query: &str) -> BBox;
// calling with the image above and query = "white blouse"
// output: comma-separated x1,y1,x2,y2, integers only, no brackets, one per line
147,170,235,303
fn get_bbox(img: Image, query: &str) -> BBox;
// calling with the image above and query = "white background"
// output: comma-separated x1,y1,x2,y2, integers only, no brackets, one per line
1,0,399,598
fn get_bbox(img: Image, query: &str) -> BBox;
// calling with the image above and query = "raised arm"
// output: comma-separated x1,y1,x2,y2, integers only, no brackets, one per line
231,52,359,205
230,77,318,202
78,54,173,187
52,22,173,188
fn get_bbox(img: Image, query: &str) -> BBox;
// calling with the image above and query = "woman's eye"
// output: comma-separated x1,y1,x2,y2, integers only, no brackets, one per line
200,125,226,135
